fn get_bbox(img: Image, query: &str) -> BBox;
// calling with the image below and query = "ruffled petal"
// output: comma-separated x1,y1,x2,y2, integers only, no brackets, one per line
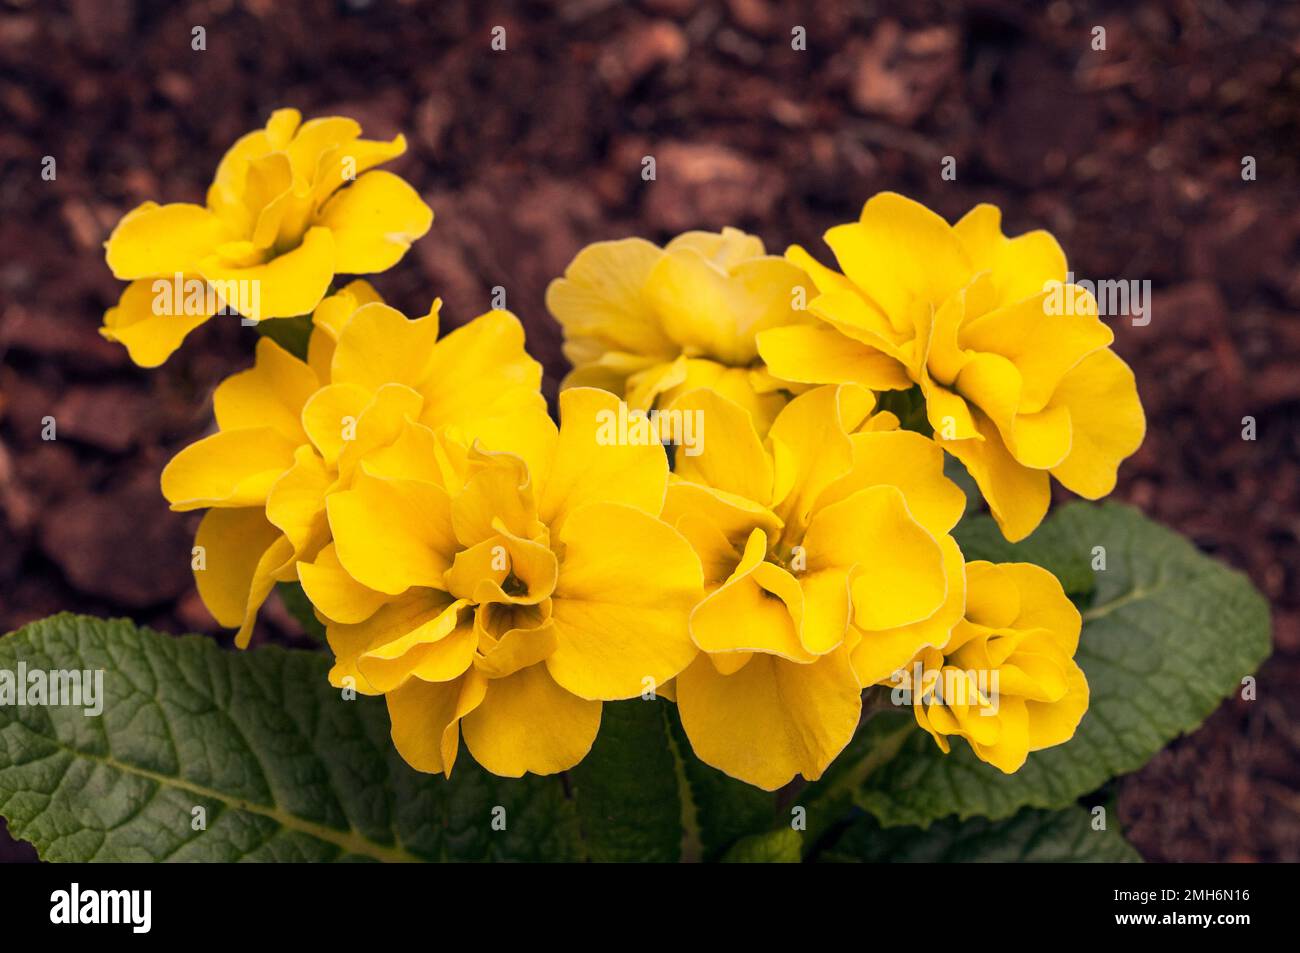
316,170,433,273
461,663,602,777
548,502,702,700
675,645,862,790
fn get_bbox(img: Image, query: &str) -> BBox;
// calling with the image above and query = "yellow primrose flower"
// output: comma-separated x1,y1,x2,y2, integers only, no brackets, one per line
662,384,967,790
546,227,835,434
890,560,1089,774
759,192,1145,541
160,283,544,647
101,108,433,366
299,387,704,778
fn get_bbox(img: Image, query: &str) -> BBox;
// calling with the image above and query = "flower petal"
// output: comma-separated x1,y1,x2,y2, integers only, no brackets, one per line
316,170,433,273
1048,348,1146,499
162,427,299,510
804,485,947,630
548,501,702,700
386,671,487,776
461,663,602,777
538,387,668,537
214,337,319,443
545,237,676,357
299,542,389,625
942,410,1051,542
100,278,212,368
105,202,232,280
757,323,911,391
824,192,970,327
676,646,861,790
327,472,456,594
199,226,335,321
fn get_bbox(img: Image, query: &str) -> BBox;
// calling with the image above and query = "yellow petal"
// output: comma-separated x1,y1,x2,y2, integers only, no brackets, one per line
284,117,362,182
1026,659,1089,752
199,226,335,321
329,301,441,393
942,410,1050,542
386,672,487,776
803,485,947,630
301,382,372,468
327,472,456,594
418,310,546,437
548,502,702,700
310,134,409,207
767,384,871,533
953,203,1067,306
1048,349,1145,498
668,389,773,504
475,615,559,680
643,244,808,365
193,507,283,628
675,646,862,790
999,562,1082,656
819,429,967,538
326,588,462,687
662,480,781,585
306,279,383,380
824,192,970,326
960,292,1113,414
298,542,388,624
784,243,856,295
213,337,318,443
757,323,911,391
851,534,966,686
265,445,331,558
538,387,668,537
461,663,602,777
690,529,815,662
316,170,433,273
335,383,426,484
105,202,232,279
162,427,299,510
99,278,213,368
545,237,675,357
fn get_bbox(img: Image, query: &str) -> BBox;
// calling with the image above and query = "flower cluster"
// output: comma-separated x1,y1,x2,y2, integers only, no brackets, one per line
114,114,1139,790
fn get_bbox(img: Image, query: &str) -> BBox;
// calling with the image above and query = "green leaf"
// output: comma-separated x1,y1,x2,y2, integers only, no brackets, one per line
570,698,682,862
663,704,776,861
255,315,313,360
275,581,327,644
857,502,1271,828
796,705,915,850
722,826,803,862
822,805,1141,862
0,614,581,861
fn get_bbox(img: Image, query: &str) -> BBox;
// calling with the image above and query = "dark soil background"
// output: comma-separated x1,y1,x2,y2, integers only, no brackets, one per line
1,0,1297,862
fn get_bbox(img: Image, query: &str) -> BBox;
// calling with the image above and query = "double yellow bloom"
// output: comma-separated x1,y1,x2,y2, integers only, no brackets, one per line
161,282,543,648
101,109,432,366
759,192,1145,541
122,114,1128,788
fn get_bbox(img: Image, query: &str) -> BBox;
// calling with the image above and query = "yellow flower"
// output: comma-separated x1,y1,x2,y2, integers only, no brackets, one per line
101,109,433,366
546,227,822,433
662,384,967,790
300,387,704,778
759,192,1145,541
160,283,544,647
890,560,1089,773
